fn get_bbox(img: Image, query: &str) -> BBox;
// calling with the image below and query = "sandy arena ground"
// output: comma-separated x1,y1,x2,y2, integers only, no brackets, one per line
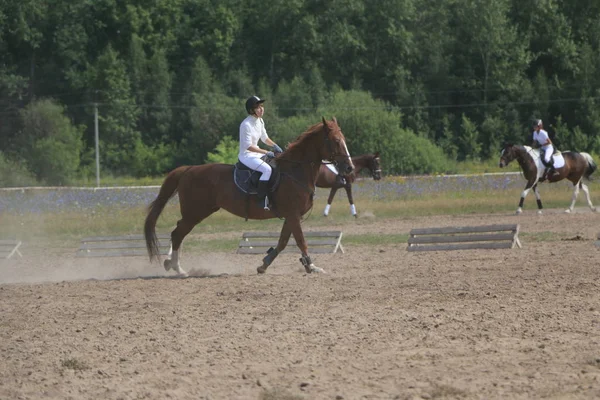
1,209,600,399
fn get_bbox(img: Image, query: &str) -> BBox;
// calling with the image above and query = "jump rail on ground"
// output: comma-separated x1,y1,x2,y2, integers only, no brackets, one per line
237,231,345,254
407,224,522,252
77,234,171,257
0,240,23,259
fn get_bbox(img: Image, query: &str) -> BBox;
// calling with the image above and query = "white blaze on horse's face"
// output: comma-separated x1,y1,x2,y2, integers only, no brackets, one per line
499,148,513,168
373,157,382,179
342,139,354,170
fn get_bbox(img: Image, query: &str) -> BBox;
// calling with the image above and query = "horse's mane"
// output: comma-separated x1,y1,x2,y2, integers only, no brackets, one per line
352,152,378,162
285,121,325,152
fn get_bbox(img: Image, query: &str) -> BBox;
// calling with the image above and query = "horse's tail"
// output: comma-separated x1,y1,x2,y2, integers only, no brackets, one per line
144,166,191,261
581,152,597,179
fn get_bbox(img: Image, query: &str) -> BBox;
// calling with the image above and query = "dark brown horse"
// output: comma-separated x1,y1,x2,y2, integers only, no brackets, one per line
316,152,381,217
145,117,354,276
499,144,597,214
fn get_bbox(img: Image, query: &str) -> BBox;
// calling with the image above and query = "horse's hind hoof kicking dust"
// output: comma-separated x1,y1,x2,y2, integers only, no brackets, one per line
163,258,188,277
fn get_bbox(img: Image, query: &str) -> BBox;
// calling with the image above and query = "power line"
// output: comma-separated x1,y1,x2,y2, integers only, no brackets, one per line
1,94,599,117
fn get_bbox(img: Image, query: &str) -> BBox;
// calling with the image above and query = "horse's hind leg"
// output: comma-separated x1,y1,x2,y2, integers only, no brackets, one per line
323,187,339,216
164,207,219,276
580,181,596,212
565,181,582,213
533,184,544,215
257,219,292,274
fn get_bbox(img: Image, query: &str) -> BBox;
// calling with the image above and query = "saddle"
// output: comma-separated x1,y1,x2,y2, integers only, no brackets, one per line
539,148,565,169
233,156,281,195
325,163,347,185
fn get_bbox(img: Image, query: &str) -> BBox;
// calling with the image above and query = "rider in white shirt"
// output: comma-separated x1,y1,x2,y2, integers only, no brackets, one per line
239,96,283,208
531,119,554,180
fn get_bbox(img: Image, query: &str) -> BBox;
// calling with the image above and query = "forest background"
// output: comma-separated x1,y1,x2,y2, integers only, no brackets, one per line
1,0,600,186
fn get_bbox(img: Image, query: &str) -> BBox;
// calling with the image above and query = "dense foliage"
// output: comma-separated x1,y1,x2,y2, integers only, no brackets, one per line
1,0,599,185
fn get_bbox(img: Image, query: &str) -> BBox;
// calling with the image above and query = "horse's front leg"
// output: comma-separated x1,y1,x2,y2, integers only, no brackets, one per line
516,181,537,214
323,187,339,216
533,184,544,215
257,219,292,274
344,183,357,217
288,216,325,274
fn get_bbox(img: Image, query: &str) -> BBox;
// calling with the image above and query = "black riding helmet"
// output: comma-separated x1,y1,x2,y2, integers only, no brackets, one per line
245,96,266,114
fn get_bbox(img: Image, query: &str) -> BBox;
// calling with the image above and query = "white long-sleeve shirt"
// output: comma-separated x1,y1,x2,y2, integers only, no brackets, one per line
533,129,551,150
239,115,269,159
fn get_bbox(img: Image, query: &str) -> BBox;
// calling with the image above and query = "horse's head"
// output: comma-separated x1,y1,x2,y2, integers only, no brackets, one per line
369,152,382,180
321,117,354,175
499,143,517,168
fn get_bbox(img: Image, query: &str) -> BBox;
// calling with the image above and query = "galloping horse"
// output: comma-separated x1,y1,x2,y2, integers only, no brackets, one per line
498,144,597,214
316,152,381,217
145,117,354,276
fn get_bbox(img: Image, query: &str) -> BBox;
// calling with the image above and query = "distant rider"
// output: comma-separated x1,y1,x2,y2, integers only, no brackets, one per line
531,119,554,180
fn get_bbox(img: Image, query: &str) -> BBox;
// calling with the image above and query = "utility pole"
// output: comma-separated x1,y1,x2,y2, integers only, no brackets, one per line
94,103,100,187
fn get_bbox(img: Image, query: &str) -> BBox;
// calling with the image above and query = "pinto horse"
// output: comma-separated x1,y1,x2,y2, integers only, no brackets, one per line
145,117,354,276
316,152,381,217
498,144,597,214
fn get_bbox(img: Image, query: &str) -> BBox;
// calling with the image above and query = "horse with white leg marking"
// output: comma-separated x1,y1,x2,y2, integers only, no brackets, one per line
145,117,354,276
317,152,382,217
498,143,597,214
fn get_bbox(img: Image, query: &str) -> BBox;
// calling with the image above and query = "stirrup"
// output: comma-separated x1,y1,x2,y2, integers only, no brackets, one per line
262,196,270,211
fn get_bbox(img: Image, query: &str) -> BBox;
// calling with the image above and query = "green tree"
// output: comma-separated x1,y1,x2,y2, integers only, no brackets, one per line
92,45,143,175
0,151,38,187
14,99,84,184
458,114,481,161
437,114,458,160
314,89,451,175
206,136,238,164
274,76,314,118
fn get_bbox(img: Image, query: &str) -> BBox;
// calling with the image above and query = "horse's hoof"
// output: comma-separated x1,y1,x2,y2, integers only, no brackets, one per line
177,270,189,278
537,210,543,215
516,209,522,215
593,208,597,212
304,263,325,274
163,259,171,271
353,214,358,218
564,209,572,214
257,266,266,274
310,265,326,273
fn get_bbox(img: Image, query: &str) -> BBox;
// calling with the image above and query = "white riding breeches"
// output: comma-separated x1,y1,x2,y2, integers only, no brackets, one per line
239,155,272,181
542,145,554,165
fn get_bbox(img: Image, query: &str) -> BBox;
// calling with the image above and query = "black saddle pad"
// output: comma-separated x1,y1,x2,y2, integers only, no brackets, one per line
233,156,280,194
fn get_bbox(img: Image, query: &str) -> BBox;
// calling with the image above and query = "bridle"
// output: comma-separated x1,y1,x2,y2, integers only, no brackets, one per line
370,157,382,178
323,128,352,168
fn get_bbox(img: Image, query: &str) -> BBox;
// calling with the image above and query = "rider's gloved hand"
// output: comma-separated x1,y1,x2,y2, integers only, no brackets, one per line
272,144,283,154
265,151,275,158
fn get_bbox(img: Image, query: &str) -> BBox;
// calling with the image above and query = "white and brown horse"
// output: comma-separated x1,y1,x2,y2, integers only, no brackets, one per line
499,144,597,214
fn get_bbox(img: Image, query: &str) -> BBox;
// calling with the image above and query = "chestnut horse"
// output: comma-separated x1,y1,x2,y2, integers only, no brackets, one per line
316,152,381,217
499,144,597,214
145,117,354,276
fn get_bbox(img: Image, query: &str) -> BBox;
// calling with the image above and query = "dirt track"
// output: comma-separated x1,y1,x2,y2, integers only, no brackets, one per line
1,209,600,399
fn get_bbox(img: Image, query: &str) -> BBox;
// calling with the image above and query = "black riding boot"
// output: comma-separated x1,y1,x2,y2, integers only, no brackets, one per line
543,159,555,180
256,180,269,210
